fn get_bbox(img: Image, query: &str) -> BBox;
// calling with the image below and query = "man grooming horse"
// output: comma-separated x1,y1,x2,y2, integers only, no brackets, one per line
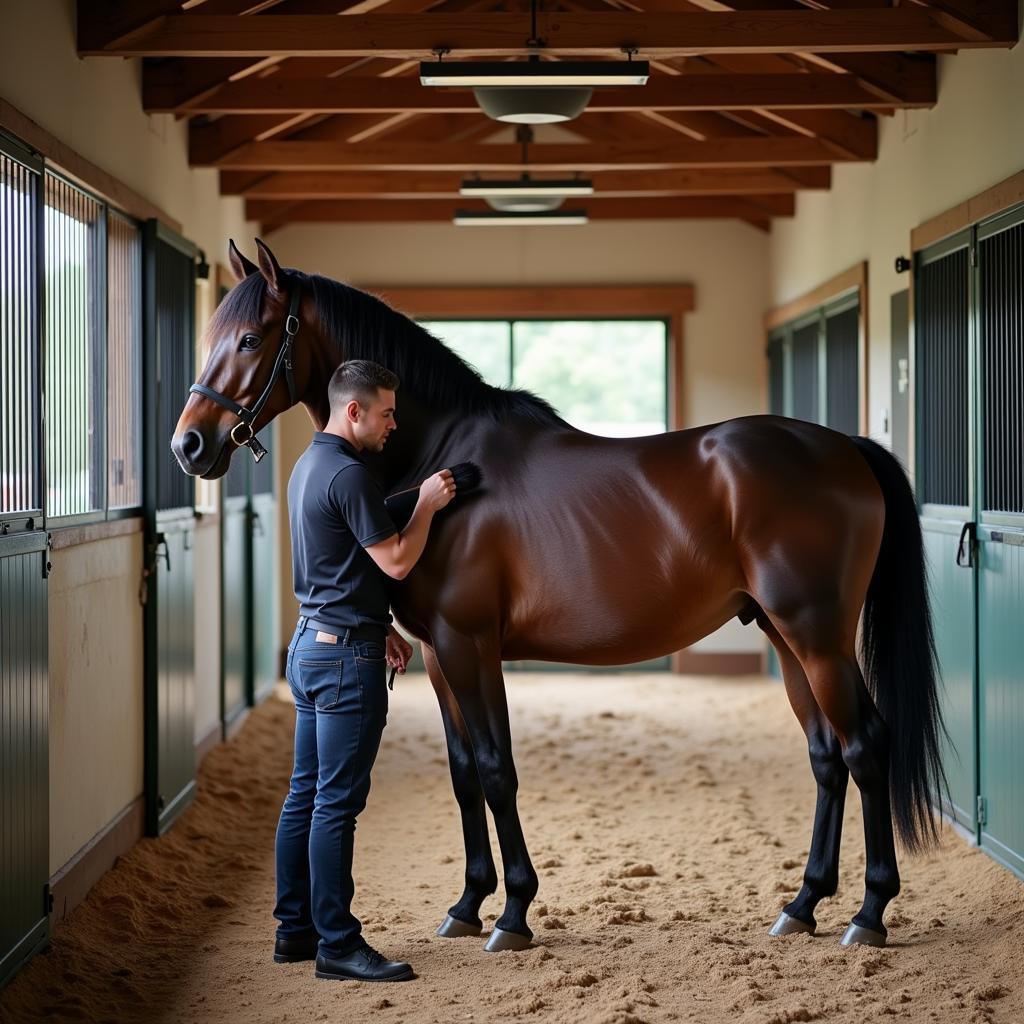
273,359,455,982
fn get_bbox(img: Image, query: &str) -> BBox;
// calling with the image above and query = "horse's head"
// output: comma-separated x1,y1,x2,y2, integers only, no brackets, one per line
172,238,320,479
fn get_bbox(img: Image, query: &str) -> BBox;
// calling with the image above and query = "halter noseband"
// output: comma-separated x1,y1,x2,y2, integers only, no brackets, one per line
189,284,302,463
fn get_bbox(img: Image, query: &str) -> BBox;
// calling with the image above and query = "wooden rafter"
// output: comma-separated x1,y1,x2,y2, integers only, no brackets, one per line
221,166,831,197
246,194,796,223
76,0,1015,228
78,10,1018,59
146,70,936,114
205,135,868,170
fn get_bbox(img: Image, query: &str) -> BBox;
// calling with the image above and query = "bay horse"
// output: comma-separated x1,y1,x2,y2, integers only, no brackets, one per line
172,238,946,952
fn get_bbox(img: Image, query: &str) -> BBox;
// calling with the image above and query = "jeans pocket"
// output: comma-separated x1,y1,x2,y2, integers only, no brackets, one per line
296,657,345,710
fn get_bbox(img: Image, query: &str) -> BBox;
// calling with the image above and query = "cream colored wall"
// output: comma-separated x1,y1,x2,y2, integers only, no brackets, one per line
769,44,1024,445
48,534,145,874
1,0,257,870
268,219,771,655
0,0,253,263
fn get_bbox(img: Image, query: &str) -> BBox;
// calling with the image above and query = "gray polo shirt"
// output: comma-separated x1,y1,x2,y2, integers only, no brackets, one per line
288,432,397,632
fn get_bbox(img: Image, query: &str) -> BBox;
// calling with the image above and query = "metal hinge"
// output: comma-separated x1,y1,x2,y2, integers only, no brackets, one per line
977,795,987,827
44,883,54,915
969,239,978,267
42,533,53,579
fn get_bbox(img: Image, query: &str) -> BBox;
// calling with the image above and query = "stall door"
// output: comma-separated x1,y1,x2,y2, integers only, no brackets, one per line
915,235,977,833
250,441,279,705
976,211,1024,875
0,139,50,985
221,453,249,732
143,220,197,836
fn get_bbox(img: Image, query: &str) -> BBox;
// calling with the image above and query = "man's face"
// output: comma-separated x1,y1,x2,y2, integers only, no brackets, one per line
353,388,397,453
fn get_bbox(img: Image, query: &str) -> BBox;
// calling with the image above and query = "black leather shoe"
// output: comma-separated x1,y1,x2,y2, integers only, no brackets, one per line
273,932,320,964
315,944,414,982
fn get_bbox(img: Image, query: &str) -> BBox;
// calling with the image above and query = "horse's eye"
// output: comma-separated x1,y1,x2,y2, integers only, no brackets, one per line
240,333,262,351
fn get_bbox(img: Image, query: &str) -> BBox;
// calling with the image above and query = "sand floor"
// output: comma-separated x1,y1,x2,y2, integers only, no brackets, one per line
1,672,1022,1024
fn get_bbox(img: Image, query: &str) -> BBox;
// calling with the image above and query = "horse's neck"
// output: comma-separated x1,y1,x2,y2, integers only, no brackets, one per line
372,394,464,491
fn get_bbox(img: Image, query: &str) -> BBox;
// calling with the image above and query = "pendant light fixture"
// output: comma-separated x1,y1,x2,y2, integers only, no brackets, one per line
453,210,589,226
420,0,647,124
459,128,594,211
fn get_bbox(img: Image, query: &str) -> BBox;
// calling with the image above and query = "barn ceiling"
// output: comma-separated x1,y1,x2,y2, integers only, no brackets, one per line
78,0,1019,232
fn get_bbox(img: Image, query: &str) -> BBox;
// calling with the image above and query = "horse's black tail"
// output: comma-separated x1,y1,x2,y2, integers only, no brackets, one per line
851,436,948,852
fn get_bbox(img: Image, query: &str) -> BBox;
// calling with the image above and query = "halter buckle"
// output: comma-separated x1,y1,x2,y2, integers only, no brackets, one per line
285,314,300,336
231,420,255,447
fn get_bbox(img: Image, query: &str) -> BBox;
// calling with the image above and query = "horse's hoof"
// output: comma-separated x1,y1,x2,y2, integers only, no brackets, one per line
769,912,815,938
483,927,533,952
840,923,887,948
436,914,482,938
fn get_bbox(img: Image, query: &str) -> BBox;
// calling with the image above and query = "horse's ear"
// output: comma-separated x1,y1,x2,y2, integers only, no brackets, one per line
228,239,259,282
254,237,285,297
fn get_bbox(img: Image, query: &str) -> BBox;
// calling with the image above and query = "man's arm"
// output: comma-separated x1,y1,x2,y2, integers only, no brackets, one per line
365,469,455,580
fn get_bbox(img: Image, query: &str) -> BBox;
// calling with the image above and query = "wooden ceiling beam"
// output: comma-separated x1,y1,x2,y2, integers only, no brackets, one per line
247,194,796,223
146,70,932,114
79,10,1018,59
221,166,830,197
209,136,863,170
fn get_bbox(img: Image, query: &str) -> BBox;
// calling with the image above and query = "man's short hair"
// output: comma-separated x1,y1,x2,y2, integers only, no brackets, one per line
328,360,400,411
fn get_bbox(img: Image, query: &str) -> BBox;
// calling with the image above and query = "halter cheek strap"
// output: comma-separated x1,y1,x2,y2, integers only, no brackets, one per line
189,285,302,463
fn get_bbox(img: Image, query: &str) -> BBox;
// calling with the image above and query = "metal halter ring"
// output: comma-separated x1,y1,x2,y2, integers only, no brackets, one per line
231,420,255,447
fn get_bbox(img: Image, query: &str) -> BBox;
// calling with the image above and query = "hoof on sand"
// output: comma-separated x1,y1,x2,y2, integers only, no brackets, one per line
769,912,815,938
840,922,887,948
436,914,482,938
484,927,533,952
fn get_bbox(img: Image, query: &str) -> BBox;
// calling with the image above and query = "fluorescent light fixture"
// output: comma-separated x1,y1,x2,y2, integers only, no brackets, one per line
460,177,594,198
485,195,564,213
453,209,589,226
420,60,649,88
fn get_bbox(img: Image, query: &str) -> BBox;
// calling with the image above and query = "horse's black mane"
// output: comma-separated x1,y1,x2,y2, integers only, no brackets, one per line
211,269,568,428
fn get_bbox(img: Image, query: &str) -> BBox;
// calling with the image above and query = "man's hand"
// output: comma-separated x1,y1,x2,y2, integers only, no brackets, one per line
418,469,456,512
386,629,414,674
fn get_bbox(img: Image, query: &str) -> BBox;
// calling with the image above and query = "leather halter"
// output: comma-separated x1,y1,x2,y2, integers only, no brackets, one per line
189,285,301,463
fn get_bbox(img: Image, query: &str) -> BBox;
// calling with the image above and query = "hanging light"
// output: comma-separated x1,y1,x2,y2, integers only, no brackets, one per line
453,210,589,226
460,133,594,205
460,175,595,199
420,1,647,123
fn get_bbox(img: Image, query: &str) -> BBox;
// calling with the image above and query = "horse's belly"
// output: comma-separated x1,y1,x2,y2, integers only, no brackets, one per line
500,557,746,665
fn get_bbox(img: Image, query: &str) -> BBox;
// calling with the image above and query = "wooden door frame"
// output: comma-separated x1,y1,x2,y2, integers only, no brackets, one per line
365,285,695,431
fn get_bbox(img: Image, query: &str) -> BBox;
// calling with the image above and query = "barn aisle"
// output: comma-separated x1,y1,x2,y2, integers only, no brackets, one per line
2,673,1022,1024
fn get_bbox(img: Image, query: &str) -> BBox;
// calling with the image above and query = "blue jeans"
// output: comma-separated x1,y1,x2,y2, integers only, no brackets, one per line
273,620,388,958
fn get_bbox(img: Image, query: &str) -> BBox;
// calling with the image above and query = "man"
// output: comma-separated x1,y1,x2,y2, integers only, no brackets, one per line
273,359,455,982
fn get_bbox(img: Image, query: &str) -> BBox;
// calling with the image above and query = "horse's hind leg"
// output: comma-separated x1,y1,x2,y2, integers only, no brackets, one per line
759,616,849,938
774,610,900,947
423,643,498,937
432,625,539,952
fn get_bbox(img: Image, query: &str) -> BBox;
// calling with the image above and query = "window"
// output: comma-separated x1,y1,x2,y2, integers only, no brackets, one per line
37,170,144,524
0,140,42,521
420,319,668,436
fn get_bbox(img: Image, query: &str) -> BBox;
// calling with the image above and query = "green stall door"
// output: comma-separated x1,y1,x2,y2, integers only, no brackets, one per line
977,528,1024,875
251,491,279,704
922,521,978,831
221,493,249,731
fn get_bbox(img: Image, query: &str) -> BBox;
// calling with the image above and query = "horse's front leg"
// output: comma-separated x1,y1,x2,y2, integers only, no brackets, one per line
422,642,498,937
432,625,538,952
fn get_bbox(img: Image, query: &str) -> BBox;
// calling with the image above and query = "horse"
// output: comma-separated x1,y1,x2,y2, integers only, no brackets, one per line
172,238,946,953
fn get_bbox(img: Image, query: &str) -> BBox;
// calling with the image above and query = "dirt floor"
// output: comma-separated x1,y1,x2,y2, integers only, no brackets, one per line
2,672,1022,1024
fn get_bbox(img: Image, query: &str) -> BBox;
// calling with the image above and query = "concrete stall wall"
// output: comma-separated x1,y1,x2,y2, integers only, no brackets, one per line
266,220,773,659
0,0,254,878
768,44,1024,442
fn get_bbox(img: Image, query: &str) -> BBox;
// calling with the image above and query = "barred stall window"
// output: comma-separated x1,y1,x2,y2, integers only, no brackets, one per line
1,144,42,519
44,173,105,520
106,210,143,511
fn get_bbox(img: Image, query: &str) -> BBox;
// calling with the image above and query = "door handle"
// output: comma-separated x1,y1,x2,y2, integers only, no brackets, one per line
955,521,976,568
